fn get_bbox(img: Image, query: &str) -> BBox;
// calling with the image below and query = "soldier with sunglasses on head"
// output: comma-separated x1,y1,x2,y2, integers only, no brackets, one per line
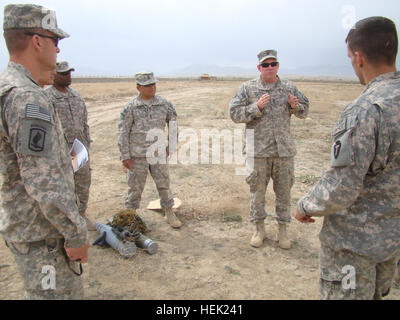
230,50,309,250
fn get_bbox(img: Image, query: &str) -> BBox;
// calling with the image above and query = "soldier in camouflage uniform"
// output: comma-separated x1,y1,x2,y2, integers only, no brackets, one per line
295,16,400,300
0,4,89,299
45,61,94,231
118,72,182,228
230,50,309,249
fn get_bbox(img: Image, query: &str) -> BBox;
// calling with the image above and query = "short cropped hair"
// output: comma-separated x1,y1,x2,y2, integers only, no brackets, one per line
3,28,42,54
346,16,398,66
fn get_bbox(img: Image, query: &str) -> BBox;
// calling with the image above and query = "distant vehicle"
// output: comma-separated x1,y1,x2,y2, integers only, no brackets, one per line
200,73,216,81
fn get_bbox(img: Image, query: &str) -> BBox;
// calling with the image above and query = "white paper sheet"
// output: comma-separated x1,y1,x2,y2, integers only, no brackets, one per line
70,139,89,173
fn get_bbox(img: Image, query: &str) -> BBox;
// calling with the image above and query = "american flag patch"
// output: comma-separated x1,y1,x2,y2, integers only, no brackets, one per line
25,104,52,123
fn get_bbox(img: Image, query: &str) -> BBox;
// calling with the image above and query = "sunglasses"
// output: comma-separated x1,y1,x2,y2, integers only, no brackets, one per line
24,32,59,47
260,62,279,68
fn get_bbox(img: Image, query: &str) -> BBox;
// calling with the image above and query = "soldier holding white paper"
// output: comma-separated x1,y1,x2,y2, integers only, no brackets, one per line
45,61,94,230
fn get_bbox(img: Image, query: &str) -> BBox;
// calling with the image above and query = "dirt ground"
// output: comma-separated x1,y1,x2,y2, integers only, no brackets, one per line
1,79,399,300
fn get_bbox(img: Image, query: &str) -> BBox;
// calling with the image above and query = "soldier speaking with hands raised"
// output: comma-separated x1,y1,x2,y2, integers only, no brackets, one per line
230,49,309,249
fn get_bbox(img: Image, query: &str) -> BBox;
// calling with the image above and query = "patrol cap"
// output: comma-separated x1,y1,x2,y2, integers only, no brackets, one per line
3,4,69,39
258,50,278,64
135,72,157,86
56,61,75,73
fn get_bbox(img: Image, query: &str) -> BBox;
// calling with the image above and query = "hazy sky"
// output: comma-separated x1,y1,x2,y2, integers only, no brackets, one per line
1,0,400,76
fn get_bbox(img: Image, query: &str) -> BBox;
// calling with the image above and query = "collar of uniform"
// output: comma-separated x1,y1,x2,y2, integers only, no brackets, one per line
136,94,161,107
257,75,281,90
8,61,40,87
50,85,74,98
363,71,400,94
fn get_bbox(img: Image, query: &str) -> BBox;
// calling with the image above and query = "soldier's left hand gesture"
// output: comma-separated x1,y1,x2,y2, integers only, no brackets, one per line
288,93,299,109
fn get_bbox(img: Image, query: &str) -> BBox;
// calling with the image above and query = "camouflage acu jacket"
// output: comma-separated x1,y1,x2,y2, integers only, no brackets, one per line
229,76,309,158
118,94,177,160
0,62,87,248
298,71,400,262
45,86,91,149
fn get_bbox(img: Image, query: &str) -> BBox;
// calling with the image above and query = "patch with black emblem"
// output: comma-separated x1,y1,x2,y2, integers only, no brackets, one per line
330,114,357,168
333,141,341,159
17,117,53,157
330,130,354,168
28,125,47,152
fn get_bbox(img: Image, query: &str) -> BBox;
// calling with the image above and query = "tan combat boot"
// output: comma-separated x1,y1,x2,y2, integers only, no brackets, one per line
250,221,265,248
278,223,291,249
165,208,182,228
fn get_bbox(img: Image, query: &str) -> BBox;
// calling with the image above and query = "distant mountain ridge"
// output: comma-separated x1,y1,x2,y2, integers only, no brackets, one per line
162,63,356,77
72,63,360,79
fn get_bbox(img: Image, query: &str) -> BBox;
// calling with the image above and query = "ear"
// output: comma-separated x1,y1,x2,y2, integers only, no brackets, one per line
257,64,262,72
30,34,42,51
354,51,364,68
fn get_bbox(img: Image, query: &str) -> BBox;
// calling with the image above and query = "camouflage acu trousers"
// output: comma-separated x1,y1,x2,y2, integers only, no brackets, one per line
125,157,174,209
6,239,84,300
246,157,294,224
319,244,399,300
74,160,91,215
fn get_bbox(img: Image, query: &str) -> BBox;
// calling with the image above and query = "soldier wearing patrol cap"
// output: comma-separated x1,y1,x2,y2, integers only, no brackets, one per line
45,61,94,231
295,16,400,300
230,49,309,249
0,4,88,299
118,72,181,228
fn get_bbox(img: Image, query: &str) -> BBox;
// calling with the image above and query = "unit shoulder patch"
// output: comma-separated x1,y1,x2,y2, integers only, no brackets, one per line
17,118,53,157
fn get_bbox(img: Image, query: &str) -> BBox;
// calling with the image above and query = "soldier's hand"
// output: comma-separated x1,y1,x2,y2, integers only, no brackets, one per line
288,93,299,109
122,159,133,171
257,93,270,111
64,243,90,263
294,208,315,223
